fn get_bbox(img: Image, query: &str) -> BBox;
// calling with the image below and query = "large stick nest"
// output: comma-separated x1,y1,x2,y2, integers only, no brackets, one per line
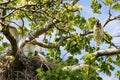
0,51,54,80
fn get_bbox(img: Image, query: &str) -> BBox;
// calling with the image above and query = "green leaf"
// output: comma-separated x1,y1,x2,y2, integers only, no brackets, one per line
104,0,116,5
103,31,112,43
0,36,3,41
115,71,120,77
2,42,9,48
112,2,120,11
91,0,102,13
88,17,98,29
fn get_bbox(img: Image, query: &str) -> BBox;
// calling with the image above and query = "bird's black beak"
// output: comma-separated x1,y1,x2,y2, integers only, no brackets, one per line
96,20,101,25
34,51,38,56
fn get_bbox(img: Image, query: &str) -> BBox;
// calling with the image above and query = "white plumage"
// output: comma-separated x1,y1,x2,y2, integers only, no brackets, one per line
94,20,103,46
23,43,41,57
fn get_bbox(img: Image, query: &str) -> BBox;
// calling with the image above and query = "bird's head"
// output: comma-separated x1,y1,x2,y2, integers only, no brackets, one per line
96,20,101,28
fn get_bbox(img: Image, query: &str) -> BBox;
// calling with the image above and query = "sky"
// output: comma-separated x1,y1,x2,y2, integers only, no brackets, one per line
78,0,120,80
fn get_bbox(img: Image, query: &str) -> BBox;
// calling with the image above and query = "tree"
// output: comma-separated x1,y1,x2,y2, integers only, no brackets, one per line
0,0,120,80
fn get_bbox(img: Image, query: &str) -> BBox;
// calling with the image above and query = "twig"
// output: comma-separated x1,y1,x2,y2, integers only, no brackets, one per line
62,52,68,60
104,38,118,48
19,16,25,37
6,20,21,27
103,4,112,27
103,4,120,27
0,10,15,19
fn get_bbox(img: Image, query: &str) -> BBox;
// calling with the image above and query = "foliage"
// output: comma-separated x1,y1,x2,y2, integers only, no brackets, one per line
91,0,102,13
112,2,120,11
0,0,120,80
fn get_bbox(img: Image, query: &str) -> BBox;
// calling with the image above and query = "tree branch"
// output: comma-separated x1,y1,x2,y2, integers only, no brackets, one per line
62,64,85,71
0,0,13,5
0,5,45,14
0,0,18,56
103,4,120,27
18,19,59,48
94,48,120,57
0,10,15,19
31,36,69,48
2,24,18,56
62,47,120,71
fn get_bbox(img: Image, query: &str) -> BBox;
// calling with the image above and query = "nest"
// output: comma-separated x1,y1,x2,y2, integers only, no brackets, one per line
0,52,54,80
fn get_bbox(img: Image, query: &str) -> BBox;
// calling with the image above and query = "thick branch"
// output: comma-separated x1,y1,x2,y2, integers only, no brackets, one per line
18,19,59,48
62,48,120,71
2,24,18,55
62,64,85,71
29,20,59,40
29,30,94,48
94,48,120,57
32,36,69,48
0,1,18,56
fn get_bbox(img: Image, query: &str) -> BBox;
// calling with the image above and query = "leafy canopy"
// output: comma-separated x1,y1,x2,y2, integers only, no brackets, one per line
0,0,120,80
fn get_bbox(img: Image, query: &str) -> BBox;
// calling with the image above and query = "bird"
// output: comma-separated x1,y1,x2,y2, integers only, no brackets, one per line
94,20,103,46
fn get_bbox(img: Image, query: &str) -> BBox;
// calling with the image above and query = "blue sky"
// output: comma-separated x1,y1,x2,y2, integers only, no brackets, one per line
78,0,120,80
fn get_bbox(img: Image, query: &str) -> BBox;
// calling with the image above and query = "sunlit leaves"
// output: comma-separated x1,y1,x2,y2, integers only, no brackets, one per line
112,2,120,11
103,31,112,43
65,56,79,65
84,17,98,30
88,17,98,29
113,55,120,66
97,57,115,76
91,0,102,13
66,4,82,11
104,0,116,5
83,53,96,64
99,62,113,76
17,0,27,6
17,27,28,36
0,46,4,54
37,67,84,80
115,71,120,77
16,0,35,6
64,34,83,55
46,48,61,58
0,42,9,54
73,15,86,29
0,36,3,41
56,7,74,21
2,42,9,48
0,0,120,79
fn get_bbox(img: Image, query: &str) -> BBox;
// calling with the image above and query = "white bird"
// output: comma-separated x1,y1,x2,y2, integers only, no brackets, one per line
94,20,103,46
